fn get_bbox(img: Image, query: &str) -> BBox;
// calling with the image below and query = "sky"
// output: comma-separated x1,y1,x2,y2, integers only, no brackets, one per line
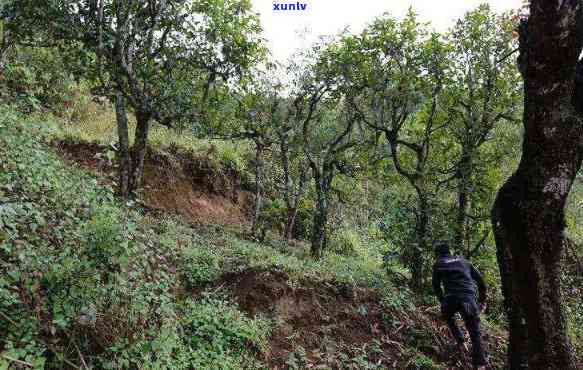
251,0,523,63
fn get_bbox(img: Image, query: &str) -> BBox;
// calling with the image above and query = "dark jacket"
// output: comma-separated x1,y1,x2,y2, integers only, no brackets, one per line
432,254,487,303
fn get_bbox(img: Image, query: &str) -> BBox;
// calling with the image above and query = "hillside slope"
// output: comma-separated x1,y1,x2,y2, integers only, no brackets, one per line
1,108,511,369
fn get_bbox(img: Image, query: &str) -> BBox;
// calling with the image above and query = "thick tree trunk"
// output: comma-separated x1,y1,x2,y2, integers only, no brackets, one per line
115,92,132,198
492,171,577,369
491,2,582,368
251,143,265,236
455,146,473,255
129,110,151,193
492,188,529,368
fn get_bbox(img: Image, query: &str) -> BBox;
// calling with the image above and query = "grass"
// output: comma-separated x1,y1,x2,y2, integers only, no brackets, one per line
55,102,251,173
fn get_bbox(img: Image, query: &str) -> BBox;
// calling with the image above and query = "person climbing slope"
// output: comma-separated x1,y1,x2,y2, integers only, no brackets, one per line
432,241,488,370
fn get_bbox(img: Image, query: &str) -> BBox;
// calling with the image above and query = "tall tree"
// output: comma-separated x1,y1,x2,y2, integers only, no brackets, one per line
278,97,311,240
491,1,582,368
350,12,449,291
446,5,522,255
228,71,282,236
292,36,363,258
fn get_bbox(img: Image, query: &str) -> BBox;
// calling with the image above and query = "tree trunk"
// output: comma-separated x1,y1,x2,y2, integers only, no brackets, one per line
411,189,429,292
279,129,309,241
251,142,265,236
284,207,298,240
492,188,529,368
311,172,331,259
492,172,577,369
455,146,473,255
0,20,9,69
491,3,581,368
280,131,294,239
115,91,132,198
129,110,151,193
284,163,309,241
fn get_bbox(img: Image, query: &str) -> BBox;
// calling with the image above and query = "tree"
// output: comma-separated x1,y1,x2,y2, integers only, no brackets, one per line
292,36,363,258
278,96,311,240
491,1,582,368
224,67,313,240
228,71,282,237
6,0,265,197
108,0,264,197
446,5,522,255
349,12,449,291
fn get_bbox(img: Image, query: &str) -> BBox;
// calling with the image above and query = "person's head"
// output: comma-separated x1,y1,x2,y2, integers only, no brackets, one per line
434,241,450,257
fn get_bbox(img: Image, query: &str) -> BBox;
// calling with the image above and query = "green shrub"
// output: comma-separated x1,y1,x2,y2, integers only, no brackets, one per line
0,46,91,116
409,351,440,370
83,204,125,269
216,142,247,173
180,294,271,369
181,244,222,288
291,200,313,240
328,228,362,256
259,199,286,235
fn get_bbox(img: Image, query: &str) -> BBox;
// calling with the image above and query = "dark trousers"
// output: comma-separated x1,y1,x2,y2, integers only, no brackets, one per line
441,295,487,367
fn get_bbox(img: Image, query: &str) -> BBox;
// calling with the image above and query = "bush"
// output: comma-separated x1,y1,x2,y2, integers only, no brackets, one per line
180,294,271,369
181,243,222,288
291,200,313,240
83,204,125,270
328,228,362,256
259,199,286,235
0,46,92,117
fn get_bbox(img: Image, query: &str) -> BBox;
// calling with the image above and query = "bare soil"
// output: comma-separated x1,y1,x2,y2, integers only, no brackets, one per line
55,140,250,226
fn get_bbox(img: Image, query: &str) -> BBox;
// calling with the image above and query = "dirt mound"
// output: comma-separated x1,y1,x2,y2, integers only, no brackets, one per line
212,269,506,369
55,140,250,225
217,269,395,368
143,150,249,225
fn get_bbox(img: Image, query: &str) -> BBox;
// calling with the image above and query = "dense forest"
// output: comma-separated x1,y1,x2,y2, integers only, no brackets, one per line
0,0,582,369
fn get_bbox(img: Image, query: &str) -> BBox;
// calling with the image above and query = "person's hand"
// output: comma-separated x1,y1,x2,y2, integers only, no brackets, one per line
479,301,487,313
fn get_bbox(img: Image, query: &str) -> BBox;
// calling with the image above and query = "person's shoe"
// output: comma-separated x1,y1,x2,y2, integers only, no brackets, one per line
475,366,486,370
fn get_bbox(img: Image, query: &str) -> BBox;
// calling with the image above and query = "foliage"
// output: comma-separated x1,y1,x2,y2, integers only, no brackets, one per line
1,0,583,365
0,46,93,118
328,228,363,257
180,294,270,369
181,244,222,288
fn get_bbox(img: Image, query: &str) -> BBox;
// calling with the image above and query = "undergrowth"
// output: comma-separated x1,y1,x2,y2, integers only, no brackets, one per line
0,107,268,369
0,106,438,369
